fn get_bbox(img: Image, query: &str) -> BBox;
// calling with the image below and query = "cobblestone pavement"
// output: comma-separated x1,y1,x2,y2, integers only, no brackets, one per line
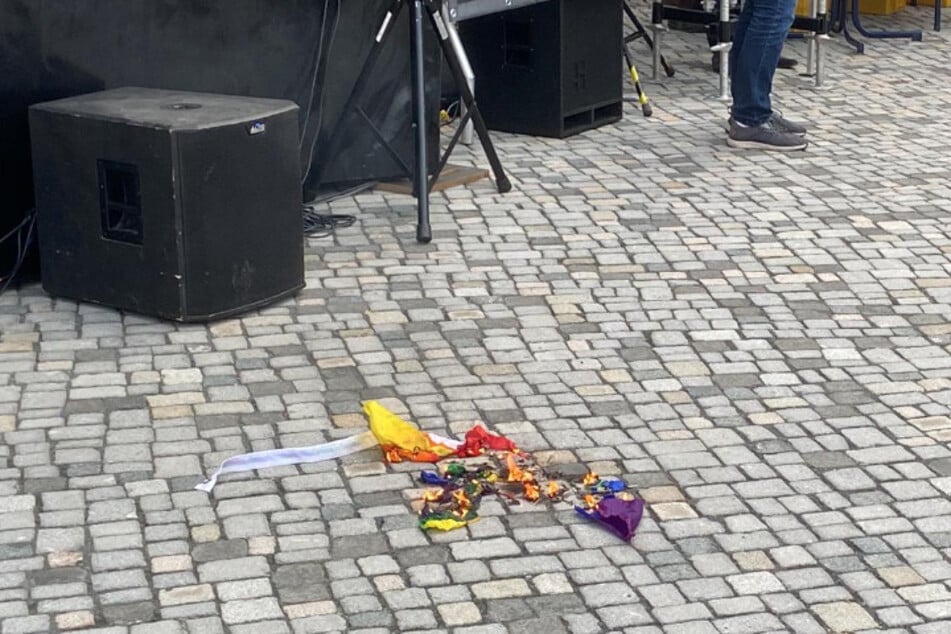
3,8,951,634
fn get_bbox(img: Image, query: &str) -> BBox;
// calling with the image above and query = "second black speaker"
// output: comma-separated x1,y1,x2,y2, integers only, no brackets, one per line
459,0,623,139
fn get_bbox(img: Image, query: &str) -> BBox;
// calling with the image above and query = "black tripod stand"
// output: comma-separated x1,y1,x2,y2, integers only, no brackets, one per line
316,0,511,243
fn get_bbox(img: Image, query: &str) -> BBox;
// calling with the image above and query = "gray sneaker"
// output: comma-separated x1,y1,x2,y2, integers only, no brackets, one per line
768,111,807,136
725,112,808,136
727,120,808,151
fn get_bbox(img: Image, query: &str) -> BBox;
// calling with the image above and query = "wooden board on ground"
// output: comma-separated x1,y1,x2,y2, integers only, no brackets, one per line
375,164,490,195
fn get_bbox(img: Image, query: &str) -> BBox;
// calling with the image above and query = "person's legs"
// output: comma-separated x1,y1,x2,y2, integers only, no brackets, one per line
730,0,753,70
709,0,798,73
730,0,796,126
707,0,748,73
726,0,805,150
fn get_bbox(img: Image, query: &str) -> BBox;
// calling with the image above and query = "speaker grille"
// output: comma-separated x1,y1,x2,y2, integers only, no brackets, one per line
97,160,143,245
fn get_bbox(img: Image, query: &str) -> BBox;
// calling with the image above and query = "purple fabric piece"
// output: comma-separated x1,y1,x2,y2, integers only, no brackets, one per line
576,497,645,542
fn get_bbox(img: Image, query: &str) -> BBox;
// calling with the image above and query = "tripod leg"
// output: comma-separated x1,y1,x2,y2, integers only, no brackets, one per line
427,5,511,194
625,2,675,77
410,0,432,243
623,47,652,117
457,84,512,194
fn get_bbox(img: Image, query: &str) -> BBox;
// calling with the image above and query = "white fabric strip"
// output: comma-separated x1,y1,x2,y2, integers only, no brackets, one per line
195,431,377,493
195,430,462,493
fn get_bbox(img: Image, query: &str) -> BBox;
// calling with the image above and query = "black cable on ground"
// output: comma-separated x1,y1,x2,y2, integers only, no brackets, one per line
302,210,357,239
301,180,375,238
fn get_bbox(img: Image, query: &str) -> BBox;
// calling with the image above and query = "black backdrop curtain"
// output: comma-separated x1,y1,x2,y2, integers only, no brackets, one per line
0,0,440,277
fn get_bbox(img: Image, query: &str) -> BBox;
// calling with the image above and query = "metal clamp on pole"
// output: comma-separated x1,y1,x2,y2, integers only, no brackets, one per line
710,0,731,100
650,0,667,80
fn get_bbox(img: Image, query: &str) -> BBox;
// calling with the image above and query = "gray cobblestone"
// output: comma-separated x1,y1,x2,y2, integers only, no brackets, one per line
197,557,270,583
221,597,283,624
0,615,51,634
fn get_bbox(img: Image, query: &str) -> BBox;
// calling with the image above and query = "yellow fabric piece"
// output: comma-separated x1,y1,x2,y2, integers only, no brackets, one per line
420,517,470,531
363,401,455,460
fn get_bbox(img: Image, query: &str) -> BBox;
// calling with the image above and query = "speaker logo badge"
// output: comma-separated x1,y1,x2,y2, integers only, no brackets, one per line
248,121,267,135
232,260,256,297
571,61,587,94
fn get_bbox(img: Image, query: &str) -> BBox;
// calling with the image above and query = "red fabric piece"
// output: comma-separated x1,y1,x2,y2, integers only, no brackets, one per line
454,426,518,457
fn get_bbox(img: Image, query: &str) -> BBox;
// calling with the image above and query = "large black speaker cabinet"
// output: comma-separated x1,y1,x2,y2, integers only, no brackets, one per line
459,0,623,139
29,88,305,322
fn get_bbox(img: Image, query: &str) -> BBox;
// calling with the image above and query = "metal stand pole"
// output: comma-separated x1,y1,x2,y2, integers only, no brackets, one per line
814,0,827,87
711,0,731,100
443,4,475,146
410,0,432,243
806,0,817,75
650,0,666,80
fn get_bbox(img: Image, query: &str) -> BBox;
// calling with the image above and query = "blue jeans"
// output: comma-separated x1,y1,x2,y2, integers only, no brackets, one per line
729,0,797,126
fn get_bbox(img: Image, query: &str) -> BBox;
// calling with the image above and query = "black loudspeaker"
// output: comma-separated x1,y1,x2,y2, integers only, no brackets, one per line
459,0,623,139
29,87,305,322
